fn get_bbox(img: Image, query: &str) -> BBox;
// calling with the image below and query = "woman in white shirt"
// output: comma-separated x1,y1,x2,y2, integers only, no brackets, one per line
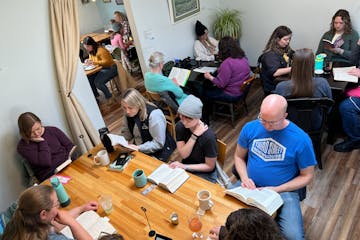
194,21,218,61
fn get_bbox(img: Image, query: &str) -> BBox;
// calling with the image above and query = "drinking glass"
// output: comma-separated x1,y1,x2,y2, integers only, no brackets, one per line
188,214,203,239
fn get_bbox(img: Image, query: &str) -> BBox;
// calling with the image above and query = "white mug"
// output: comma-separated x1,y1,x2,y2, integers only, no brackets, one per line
93,150,110,166
197,190,214,212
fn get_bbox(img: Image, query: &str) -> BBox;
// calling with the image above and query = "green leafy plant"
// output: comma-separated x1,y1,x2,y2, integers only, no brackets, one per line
213,9,241,40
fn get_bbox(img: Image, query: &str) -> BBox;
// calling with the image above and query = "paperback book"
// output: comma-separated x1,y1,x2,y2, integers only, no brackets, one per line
147,164,189,193
60,210,116,239
225,187,283,216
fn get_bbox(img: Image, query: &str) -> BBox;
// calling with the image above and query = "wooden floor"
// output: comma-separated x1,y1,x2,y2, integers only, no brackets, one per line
99,78,360,240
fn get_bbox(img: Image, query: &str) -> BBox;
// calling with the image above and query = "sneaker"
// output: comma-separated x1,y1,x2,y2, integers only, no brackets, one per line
333,139,360,152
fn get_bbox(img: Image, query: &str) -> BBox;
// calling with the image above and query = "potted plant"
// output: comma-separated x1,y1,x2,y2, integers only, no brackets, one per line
213,9,241,40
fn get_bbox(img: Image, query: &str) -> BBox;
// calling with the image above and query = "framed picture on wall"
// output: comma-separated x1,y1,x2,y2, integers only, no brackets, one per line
81,0,89,3
115,0,123,4
103,0,111,3
168,0,200,24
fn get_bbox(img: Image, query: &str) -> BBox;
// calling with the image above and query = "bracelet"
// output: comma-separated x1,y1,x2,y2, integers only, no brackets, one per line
190,134,198,140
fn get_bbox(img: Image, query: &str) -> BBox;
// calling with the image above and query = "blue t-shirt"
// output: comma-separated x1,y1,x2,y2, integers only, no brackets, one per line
238,120,316,187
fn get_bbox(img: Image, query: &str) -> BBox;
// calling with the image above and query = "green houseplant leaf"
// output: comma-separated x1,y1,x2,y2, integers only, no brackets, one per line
213,9,241,40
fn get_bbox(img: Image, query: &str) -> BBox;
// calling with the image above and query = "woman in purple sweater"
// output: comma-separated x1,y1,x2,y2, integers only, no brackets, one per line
204,36,251,101
17,112,75,181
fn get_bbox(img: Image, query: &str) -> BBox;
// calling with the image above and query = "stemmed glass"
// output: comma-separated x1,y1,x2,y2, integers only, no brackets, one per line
188,214,203,239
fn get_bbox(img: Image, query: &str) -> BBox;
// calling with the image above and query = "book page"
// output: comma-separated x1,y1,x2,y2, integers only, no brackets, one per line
147,164,172,185
107,134,137,151
159,168,189,193
225,186,251,203
247,189,283,216
193,66,217,74
60,211,116,239
168,67,191,87
333,66,358,83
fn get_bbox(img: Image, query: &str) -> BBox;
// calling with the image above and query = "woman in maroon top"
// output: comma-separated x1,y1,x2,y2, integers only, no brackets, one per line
17,112,75,181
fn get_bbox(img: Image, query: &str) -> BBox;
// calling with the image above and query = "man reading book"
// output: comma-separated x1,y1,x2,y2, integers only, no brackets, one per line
233,94,316,240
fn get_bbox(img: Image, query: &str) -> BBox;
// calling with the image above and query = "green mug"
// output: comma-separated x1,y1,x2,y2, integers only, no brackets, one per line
133,169,147,188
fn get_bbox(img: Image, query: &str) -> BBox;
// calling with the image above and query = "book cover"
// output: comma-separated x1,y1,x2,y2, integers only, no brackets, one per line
322,39,334,48
60,210,116,239
168,67,191,87
55,146,77,173
147,164,189,193
225,187,283,216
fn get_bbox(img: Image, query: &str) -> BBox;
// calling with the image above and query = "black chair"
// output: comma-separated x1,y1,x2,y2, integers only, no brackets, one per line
212,75,256,125
286,97,334,169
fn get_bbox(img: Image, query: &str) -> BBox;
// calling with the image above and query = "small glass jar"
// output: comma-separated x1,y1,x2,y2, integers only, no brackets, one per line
170,212,179,225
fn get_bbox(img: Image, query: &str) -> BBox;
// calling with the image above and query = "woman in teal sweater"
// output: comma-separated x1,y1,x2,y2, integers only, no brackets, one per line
144,51,187,105
316,9,358,65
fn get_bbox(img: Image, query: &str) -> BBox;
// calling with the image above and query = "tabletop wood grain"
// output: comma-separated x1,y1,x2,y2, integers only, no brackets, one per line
45,145,247,240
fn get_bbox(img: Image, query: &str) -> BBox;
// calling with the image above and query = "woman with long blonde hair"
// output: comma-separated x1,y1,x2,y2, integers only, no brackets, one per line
120,88,175,161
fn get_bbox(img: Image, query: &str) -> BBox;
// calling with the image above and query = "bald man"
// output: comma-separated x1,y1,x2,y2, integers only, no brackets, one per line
234,94,316,240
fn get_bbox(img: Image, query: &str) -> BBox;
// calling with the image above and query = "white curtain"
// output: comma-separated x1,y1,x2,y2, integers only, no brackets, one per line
49,0,100,153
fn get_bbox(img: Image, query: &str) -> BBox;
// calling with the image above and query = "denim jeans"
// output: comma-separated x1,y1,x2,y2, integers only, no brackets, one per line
88,64,118,99
192,171,217,183
204,87,242,102
276,192,304,240
339,97,360,141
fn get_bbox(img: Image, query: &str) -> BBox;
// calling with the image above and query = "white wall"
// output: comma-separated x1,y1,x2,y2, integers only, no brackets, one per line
78,1,104,34
224,0,360,65
126,0,221,73
0,0,104,210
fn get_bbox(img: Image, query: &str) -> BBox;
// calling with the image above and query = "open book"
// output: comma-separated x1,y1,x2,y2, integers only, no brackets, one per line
322,39,334,48
168,67,191,87
60,210,116,239
225,187,283,216
55,145,77,173
107,133,137,151
333,66,358,83
147,164,189,193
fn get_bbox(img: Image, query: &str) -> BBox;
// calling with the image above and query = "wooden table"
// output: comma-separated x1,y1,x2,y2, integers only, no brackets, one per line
45,145,247,239
80,32,111,44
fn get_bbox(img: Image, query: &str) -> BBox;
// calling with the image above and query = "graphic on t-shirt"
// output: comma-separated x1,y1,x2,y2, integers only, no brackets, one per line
251,138,286,161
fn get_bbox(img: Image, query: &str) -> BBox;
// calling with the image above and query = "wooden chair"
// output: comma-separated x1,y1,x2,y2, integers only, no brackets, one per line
212,75,256,125
145,91,178,138
216,139,227,167
216,139,232,188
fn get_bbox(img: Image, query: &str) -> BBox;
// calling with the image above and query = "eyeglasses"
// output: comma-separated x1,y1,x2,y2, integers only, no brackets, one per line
257,113,284,126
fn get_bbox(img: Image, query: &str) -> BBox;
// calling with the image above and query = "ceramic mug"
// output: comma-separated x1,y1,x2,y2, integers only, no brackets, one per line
132,169,147,188
197,190,214,212
93,150,110,166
